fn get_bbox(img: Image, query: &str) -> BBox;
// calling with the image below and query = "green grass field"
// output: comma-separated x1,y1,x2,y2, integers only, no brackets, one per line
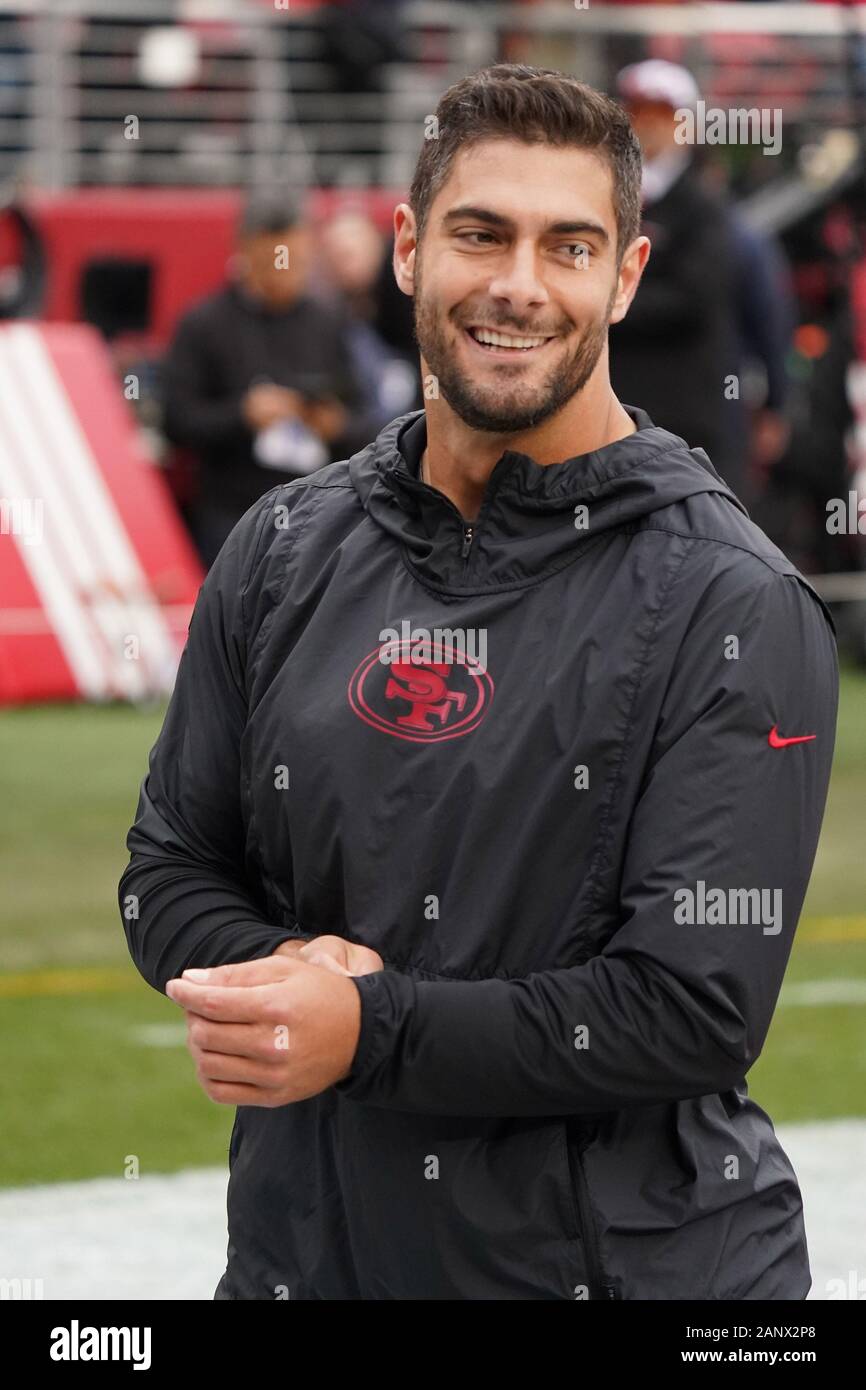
1,669,865,1188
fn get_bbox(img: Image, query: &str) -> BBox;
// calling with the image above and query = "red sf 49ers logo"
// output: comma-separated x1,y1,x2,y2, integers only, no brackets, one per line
348,640,494,743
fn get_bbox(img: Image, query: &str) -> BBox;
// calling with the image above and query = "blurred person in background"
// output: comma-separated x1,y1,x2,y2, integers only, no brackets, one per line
371,229,421,374
311,0,410,184
317,0,409,96
728,211,796,510
610,58,794,507
161,190,363,568
752,202,860,577
314,208,420,447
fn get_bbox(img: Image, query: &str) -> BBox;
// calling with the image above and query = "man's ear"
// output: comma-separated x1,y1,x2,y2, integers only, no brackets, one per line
393,203,418,298
608,234,651,326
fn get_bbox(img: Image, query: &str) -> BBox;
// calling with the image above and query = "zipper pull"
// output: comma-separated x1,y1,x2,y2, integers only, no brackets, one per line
461,525,474,558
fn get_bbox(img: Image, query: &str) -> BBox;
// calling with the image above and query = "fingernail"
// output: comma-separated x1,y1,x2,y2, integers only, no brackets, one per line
183,968,210,981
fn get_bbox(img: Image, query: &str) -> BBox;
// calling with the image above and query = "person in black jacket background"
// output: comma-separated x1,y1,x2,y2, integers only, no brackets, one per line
161,190,364,568
610,60,797,512
609,61,744,494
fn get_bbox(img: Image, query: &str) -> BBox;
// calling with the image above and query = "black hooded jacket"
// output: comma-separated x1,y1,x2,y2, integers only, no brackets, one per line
119,403,838,1300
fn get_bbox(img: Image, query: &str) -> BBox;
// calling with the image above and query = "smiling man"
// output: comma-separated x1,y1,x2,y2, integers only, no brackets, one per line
120,65,838,1300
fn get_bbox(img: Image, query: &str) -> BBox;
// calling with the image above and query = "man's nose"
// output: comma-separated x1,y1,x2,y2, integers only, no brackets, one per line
485,242,549,319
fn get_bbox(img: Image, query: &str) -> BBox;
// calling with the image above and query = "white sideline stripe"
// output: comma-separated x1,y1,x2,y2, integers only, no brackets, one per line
8,325,179,695
780,980,866,1006
0,1120,862,1300
129,1024,187,1048
0,347,108,698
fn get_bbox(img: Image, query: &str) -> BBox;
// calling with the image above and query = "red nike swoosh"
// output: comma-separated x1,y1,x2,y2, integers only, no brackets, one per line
768,724,817,748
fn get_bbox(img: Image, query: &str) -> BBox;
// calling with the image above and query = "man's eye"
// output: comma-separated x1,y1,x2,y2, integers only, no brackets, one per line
458,231,498,246
563,243,591,260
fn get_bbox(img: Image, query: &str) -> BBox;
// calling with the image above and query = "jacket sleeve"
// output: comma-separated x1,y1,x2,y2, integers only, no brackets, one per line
119,490,304,993
333,565,839,1117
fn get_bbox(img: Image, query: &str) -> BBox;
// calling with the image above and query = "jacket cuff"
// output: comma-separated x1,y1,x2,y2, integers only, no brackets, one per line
333,969,414,1098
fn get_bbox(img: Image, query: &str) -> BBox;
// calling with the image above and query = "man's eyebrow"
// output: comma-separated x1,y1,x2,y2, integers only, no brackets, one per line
547,220,610,244
441,205,610,244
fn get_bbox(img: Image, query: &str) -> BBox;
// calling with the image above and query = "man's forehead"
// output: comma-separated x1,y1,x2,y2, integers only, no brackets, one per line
432,140,615,233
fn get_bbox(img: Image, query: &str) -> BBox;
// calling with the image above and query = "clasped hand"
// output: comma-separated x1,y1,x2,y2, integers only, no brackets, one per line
165,936,384,1107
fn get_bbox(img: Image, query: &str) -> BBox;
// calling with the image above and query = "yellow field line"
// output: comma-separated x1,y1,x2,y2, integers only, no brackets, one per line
0,967,142,998
800,915,866,942
1,915,865,998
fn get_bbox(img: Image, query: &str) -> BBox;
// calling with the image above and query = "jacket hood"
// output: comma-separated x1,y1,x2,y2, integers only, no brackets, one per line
348,403,749,592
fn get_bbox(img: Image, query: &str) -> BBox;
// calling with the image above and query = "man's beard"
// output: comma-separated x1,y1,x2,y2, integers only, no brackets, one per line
412,265,616,434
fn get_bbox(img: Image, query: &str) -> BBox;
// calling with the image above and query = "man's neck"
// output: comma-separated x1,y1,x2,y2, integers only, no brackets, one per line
419,386,636,523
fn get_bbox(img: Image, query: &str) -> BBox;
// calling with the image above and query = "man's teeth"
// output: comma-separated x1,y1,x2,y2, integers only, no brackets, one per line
470,327,549,350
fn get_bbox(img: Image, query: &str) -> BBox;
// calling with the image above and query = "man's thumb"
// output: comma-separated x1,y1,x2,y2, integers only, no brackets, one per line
180,955,294,987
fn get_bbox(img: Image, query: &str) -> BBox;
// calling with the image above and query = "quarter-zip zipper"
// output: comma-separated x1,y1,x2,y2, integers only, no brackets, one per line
404,468,477,570
396,454,504,580
564,1119,618,1300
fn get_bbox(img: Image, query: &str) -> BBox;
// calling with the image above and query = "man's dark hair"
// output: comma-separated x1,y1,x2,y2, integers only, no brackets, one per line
409,64,643,268
237,189,305,239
